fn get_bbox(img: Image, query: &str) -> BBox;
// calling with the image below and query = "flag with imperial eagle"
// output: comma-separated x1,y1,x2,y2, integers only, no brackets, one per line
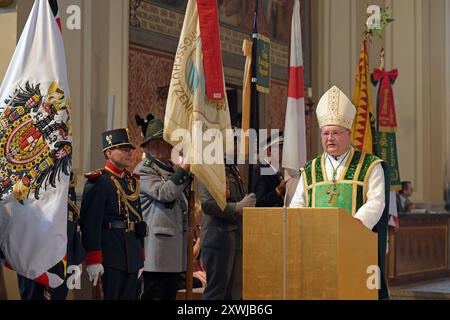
0,0,70,287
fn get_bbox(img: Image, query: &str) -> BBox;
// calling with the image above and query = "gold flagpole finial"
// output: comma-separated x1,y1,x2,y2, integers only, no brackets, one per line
379,47,385,70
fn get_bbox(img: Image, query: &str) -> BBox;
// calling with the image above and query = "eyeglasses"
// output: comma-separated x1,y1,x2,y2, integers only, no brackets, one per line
320,130,349,138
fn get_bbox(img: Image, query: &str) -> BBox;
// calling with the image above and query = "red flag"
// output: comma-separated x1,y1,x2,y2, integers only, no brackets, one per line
197,0,225,102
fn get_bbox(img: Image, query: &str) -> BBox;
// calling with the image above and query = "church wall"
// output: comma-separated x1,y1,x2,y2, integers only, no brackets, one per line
385,0,423,202
384,0,449,204
128,45,174,164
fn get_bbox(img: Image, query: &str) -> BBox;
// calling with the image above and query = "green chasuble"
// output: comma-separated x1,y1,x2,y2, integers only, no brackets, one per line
301,147,383,216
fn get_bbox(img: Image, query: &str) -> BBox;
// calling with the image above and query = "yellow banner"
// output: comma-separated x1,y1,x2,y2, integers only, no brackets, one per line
351,39,374,154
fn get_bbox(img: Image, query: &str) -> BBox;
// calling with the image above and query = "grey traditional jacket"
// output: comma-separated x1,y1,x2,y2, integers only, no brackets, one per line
134,155,191,272
199,164,246,248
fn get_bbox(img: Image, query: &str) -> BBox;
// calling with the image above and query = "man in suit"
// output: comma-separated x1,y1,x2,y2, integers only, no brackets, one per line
80,128,147,300
253,133,285,207
396,181,415,213
134,114,192,300
199,140,257,300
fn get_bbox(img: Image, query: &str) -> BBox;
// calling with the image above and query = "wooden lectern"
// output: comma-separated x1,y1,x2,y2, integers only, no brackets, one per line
243,208,378,300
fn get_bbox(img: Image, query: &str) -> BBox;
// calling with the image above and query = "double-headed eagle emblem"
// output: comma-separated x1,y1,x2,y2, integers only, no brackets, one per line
0,81,72,203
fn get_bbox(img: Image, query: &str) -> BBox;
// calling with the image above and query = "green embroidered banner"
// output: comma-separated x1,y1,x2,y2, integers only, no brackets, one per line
372,68,401,189
256,34,270,94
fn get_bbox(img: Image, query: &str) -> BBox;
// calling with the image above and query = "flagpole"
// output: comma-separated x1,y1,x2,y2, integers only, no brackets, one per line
379,47,385,70
185,182,195,300
92,279,103,300
0,266,6,300
248,0,260,193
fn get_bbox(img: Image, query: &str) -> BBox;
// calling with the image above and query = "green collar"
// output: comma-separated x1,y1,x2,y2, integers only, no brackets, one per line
146,154,174,172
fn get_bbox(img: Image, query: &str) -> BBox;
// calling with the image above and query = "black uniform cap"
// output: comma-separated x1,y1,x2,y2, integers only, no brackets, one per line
102,128,136,151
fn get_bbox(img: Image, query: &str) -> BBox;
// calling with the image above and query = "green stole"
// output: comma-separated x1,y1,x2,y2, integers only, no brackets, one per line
301,148,382,216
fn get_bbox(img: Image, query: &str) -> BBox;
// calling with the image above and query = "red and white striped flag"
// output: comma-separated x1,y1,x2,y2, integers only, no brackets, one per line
282,0,307,180
0,0,71,287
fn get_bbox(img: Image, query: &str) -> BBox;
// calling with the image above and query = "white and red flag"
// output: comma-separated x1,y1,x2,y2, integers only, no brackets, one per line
0,0,71,287
282,0,307,181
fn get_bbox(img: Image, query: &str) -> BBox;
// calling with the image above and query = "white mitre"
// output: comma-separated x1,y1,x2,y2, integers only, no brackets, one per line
316,85,356,130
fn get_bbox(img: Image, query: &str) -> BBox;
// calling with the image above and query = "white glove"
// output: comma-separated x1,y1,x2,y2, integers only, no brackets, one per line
86,263,104,286
236,193,257,214
138,268,144,279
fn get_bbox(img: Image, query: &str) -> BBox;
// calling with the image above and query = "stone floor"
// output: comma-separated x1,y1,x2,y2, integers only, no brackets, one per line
390,278,450,300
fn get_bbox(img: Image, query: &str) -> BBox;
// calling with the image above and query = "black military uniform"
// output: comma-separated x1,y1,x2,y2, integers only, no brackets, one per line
80,128,146,300
253,161,284,207
17,173,85,300
253,134,285,207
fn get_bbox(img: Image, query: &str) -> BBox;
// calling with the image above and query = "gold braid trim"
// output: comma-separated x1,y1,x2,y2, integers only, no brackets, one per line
110,176,140,200
68,199,80,219
110,176,142,222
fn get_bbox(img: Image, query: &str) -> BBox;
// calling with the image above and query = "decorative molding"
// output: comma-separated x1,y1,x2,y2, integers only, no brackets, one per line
131,2,289,67
130,27,289,82
129,0,142,28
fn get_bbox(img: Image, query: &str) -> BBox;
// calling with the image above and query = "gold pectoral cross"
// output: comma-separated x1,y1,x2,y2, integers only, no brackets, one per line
325,185,339,205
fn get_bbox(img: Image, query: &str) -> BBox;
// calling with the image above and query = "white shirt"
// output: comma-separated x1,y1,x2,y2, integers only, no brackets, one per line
289,150,385,230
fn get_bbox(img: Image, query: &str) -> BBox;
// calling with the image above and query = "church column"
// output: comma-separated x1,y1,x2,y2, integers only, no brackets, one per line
312,0,373,156
445,0,450,192
385,0,448,204
315,0,357,99
51,0,87,190
426,0,447,204
0,1,17,81
86,0,130,170
0,1,23,300
108,0,129,129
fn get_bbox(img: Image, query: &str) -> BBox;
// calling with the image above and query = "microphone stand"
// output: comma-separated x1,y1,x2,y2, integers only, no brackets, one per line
281,172,300,300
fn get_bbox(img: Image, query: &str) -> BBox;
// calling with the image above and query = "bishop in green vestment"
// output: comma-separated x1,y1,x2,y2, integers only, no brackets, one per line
290,85,390,300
